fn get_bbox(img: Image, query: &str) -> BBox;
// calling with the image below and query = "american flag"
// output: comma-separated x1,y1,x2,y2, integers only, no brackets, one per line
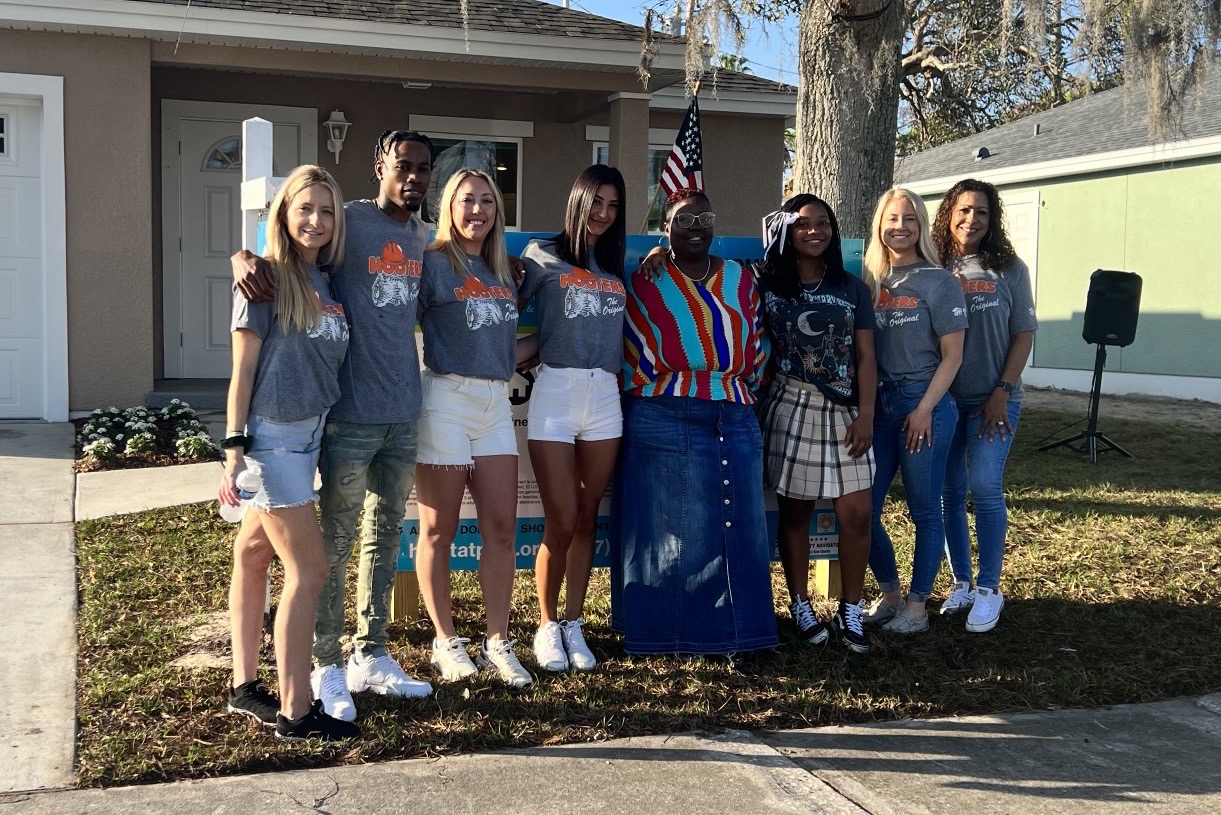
659,96,704,197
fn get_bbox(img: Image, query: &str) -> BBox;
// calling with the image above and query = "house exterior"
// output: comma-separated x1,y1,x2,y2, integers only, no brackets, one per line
896,75,1221,404
0,0,794,419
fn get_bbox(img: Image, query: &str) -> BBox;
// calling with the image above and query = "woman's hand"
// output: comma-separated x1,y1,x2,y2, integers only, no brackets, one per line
843,412,874,459
903,406,933,453
637,246,668,281
972,389,1011,442
218,452,244,507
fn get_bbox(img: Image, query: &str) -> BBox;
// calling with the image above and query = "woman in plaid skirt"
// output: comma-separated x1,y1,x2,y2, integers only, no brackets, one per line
756,194,879,653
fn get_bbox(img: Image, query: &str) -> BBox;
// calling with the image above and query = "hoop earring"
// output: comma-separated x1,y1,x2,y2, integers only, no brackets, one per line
657,235,670,250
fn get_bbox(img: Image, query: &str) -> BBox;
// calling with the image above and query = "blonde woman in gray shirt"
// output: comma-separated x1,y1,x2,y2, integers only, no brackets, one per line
861,187,967,635
220,165,358,742
414,169,533,688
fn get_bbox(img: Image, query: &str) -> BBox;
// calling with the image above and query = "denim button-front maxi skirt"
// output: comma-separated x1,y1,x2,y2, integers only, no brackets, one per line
611,394,779,655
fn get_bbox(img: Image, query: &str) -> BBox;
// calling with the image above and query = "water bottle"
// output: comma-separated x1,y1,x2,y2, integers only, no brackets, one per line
219,467,262,523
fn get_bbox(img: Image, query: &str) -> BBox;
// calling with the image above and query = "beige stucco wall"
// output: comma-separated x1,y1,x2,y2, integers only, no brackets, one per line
0,30,152,411
0,30,787,403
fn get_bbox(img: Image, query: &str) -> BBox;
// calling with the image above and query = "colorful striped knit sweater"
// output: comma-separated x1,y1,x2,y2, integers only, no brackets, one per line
622,258,768,404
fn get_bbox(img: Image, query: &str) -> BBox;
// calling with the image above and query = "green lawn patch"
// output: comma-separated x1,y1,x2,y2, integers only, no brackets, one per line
75,408,1221,787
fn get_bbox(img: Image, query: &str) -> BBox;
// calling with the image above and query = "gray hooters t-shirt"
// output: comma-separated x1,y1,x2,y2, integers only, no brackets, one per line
324,200,427,424
231,264,350,422
418,249,519,381
873,261,969,383
948,255,1039,404
520,239,627,374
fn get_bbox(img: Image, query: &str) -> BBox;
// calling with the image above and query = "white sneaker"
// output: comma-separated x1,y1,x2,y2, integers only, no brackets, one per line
561,618,597,671
478,636,534,688
533,622,569,672
310,664,357,722
882,607,930,634
939,581,976,615
862,595,904,626
966,587,1005,633
430,636,479,681
346,652,432,699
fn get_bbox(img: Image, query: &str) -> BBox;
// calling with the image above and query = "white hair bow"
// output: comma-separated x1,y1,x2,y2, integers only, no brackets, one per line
761,210,801,258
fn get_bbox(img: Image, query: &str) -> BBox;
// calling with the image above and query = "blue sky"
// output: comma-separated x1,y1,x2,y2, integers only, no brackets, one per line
552,1,800,84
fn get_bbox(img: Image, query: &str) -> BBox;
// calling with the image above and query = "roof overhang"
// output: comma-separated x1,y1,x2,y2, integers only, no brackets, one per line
902,132,1221,196
0,0,689,74
650,83,795,118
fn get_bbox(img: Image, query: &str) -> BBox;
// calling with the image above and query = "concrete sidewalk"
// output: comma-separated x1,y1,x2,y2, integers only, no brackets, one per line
0,424,76,792
5,697,1220,814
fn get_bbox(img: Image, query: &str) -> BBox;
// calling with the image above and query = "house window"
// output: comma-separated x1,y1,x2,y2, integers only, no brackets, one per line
0,114,7,157
429,137,522,228
594,144,671,232
203,137,241,171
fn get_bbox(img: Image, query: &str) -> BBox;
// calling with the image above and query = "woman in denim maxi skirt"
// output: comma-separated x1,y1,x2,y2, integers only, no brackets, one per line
611,188,778,656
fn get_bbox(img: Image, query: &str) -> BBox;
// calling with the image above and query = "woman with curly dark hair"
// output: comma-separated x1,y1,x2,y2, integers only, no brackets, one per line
930,178,1037,633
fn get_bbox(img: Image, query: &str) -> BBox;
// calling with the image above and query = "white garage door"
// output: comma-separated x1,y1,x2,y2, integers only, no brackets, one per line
0,100,43,419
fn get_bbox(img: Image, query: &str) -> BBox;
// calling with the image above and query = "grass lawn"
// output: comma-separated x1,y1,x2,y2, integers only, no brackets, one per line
74,408,1221,787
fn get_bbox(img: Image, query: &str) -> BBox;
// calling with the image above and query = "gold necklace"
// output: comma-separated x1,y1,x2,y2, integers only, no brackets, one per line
671,252,712,284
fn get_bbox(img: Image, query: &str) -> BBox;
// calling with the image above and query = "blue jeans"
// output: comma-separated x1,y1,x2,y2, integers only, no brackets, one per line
868,380,958,602
942,399,1022,591
314,420,418,667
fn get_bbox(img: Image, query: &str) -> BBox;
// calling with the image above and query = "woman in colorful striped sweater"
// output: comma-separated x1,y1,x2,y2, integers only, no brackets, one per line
610,188,778,656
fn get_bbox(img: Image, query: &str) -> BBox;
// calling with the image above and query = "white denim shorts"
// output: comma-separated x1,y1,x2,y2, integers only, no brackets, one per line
527,364,623,443
417,369,518,466
244,412,326,509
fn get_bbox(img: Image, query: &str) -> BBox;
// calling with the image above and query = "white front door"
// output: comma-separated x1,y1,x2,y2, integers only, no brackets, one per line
0,100,45,418
162,100,317,378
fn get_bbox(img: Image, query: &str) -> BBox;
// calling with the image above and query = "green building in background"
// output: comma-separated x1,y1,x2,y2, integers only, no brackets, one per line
896,75,1221,405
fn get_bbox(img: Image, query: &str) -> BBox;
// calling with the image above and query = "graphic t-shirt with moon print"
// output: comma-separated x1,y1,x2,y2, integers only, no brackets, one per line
758,272,875,406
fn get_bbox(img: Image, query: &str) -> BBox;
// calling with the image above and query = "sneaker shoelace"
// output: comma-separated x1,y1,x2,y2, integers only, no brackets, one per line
440,636,473,662
842,602,865,637
488,639,530,678
320,667,347,699
792,598,818,631
565,620,589,650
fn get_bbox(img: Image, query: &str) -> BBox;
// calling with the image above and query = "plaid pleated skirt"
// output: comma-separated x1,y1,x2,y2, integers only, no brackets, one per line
758,375,875,500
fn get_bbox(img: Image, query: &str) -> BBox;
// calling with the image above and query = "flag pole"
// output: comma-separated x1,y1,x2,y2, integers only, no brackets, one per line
639,79,702,234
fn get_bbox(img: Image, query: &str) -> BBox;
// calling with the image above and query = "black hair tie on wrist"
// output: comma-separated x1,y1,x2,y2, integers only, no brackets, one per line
219,434,253,451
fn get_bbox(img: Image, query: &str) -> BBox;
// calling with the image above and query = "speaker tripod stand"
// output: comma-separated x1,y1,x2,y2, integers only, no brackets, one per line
1038,344,1133,464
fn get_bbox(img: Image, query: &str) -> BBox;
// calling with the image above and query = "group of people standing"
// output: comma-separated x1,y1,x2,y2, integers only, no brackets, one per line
216,127,1035,744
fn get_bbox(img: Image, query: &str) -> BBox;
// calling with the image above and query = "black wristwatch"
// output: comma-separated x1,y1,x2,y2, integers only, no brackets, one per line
995,380,1016,395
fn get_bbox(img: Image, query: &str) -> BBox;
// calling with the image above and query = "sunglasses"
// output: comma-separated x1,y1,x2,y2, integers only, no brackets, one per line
670,212,716,229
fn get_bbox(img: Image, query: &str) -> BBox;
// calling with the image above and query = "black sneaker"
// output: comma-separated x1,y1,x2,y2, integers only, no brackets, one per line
790,596,829,645
275,699,361,743
832,600,871,654
227,679,279,726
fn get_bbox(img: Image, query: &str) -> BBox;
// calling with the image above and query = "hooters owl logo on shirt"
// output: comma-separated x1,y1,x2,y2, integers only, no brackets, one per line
454,275,516,330
367,241,422,307
559,267,626,319
308,296,349,342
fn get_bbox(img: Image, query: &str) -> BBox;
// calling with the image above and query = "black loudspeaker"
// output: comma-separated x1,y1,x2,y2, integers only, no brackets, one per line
1082,270,1142,347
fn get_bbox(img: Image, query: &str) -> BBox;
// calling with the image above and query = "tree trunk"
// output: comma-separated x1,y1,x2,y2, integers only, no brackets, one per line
793,0,904,239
